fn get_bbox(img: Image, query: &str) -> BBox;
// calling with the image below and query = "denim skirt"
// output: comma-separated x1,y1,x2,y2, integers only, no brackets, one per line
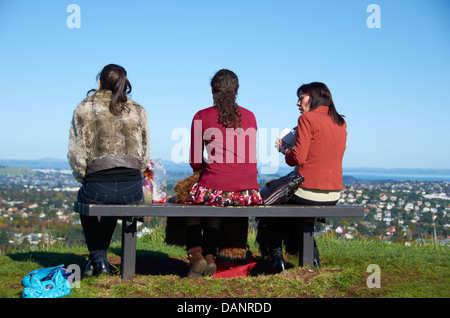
77,180,144,205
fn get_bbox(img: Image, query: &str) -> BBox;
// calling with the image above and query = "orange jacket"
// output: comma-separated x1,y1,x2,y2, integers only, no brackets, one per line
285,106,347,190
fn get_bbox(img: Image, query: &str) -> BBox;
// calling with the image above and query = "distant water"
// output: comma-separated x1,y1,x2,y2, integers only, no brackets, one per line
275,166,450,182
342,169,450,182
344,173,450,182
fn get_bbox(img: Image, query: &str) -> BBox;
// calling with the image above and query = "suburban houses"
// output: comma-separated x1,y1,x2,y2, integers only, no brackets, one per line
1,168,449,248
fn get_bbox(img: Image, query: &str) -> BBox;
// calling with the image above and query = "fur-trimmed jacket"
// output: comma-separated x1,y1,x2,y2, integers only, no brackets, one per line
68,90,150,183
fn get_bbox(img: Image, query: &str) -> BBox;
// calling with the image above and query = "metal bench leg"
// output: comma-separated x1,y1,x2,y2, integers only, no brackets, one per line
300,218,315,270
121,217,137,280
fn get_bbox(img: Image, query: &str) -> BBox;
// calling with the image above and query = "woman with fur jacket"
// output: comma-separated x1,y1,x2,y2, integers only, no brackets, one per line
68,64,150,276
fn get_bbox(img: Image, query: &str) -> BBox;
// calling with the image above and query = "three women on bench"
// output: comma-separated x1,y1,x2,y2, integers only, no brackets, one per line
68,65,346,277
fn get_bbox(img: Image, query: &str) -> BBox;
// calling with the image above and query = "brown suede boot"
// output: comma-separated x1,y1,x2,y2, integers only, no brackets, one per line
204,254,217,276
187,247,207,278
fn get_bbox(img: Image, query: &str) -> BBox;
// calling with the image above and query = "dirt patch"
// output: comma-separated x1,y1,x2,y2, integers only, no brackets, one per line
278,267,320,283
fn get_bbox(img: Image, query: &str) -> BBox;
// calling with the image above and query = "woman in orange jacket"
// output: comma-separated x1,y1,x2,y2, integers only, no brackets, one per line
267,82,347,272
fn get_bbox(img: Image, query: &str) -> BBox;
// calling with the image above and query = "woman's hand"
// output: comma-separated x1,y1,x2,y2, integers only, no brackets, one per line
275,138,289,155
275,138,282,152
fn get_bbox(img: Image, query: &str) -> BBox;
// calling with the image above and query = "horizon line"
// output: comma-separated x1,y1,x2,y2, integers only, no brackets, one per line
0,158,450,172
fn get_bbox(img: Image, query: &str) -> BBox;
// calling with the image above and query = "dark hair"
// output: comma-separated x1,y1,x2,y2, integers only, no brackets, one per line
87,64,132,116
297,82,345,126
211,69,241,128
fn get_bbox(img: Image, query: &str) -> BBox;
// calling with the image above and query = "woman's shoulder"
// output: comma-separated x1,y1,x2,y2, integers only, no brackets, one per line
74,93,146,118
126,97,146,111
73,95,95,114
198,106,217,114
76,90,109,108
238,106,257,121
299,107,324,121
193,106,217,118
237,105,253,113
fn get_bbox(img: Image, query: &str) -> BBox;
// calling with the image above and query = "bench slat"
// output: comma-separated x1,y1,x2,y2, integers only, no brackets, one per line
75,203,363,218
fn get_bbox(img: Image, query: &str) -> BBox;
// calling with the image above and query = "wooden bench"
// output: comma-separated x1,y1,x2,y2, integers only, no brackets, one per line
73,202,363,280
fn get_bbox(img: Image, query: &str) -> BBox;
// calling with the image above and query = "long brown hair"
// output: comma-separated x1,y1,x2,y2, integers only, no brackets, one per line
211,69,241,128
297,82,345,126
87,64,132,116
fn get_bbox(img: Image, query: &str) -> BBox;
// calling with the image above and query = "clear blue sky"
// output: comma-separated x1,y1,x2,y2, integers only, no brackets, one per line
0,0,449,171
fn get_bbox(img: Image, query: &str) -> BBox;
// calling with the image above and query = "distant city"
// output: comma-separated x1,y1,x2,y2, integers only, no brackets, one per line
0,158,449,248
1,158,450,182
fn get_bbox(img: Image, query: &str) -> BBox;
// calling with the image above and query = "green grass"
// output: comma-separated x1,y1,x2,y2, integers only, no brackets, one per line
1,225,449,298
318,236,450,297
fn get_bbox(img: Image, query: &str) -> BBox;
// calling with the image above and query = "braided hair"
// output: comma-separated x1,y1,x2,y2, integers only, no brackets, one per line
211,69,241,128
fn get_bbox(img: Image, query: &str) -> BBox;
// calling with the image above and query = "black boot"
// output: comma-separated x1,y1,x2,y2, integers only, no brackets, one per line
83,259,95,277
265,219,287,273
89,250,112,276
270,247,287,273
95,259,112,276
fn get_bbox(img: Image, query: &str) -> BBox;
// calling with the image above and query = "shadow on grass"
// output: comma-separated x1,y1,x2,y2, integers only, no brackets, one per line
110,247,190,277
6,248,283,279
6,251,88,270
6,248,189,278
109,248,281,278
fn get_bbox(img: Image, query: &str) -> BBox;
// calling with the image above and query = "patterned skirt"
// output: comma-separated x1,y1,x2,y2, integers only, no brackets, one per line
184,183,263,207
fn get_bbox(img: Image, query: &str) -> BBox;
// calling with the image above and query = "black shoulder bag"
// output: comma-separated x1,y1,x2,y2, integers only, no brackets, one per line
260,171,305,206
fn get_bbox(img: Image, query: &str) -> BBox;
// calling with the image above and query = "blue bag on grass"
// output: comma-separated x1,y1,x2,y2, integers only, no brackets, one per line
21,265,72,298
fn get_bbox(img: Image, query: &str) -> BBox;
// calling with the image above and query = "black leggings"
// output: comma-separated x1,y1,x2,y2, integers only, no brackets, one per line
259,195,338,255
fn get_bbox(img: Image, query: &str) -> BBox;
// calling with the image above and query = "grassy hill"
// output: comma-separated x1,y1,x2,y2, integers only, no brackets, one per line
0,167,36,175
0,226,448,299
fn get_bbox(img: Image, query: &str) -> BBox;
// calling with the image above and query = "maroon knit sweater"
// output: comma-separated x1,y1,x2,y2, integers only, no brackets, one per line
189,106,259,192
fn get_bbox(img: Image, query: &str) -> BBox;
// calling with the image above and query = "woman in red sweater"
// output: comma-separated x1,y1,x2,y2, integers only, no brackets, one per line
184,69,263,278
268,82,347,272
